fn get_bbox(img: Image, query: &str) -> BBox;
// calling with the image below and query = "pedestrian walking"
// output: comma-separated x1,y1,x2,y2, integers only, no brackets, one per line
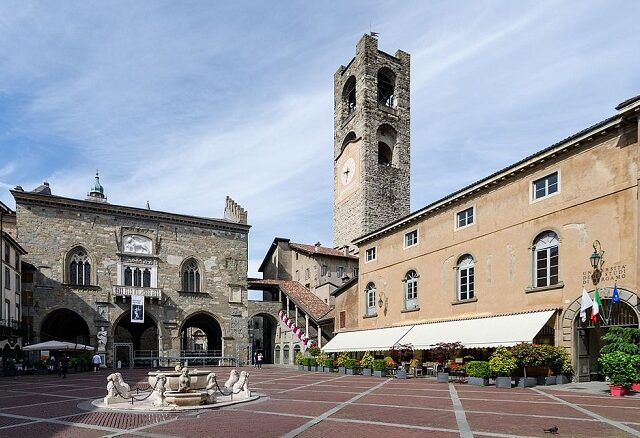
59,354,69,378
253,351,257,368
92,352,102,372
257,352,263,369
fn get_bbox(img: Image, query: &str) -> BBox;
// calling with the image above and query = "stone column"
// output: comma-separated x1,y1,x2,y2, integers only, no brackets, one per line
317,325,322,348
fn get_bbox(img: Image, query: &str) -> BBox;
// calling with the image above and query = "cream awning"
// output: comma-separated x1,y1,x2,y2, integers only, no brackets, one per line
397,310,556,349
322,325,414,353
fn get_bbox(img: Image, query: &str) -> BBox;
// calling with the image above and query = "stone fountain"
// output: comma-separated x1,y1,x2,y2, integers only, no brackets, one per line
93,365,258,411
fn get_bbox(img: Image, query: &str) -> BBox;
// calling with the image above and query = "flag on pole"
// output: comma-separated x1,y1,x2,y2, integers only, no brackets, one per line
591,288,602,323
580,288,593,322
611,283,620,304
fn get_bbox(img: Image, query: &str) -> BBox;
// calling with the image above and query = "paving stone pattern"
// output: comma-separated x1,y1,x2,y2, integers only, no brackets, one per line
1,368,640,437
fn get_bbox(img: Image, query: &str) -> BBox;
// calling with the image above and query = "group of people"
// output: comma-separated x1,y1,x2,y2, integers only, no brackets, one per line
253,351,263,368
47,353,102,378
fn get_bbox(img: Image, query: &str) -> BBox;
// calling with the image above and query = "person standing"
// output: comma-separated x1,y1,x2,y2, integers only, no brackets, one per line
253,351,258,368
59,354,70,378
92,352,102,372
257,352,263,369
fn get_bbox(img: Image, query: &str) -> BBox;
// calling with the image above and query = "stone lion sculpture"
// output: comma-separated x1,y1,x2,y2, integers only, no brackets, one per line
231,371,251,400
153,373,168,406
224,369,239,390
104,372,130,404
205,372,217,403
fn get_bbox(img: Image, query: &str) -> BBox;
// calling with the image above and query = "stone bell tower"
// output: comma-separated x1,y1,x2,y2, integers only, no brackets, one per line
333,34,411,249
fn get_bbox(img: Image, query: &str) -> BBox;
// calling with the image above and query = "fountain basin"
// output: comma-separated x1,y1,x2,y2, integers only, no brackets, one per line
148,370,213,391
164,390,208,406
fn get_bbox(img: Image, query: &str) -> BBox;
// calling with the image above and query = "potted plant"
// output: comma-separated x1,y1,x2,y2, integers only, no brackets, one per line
296,352,305,371
344,358,357,375
323,358,333,373
512,343,540,388
372,359,387,377
432,342,463,383
336,352,349,374
33,360,48,375
389,344,413,380
599,351,637,396
316,352,329,372
466,361,491,386
360,352,374,376
489,347,517,389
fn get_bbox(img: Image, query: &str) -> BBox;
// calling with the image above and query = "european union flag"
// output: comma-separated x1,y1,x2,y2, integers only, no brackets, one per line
611,283,620,304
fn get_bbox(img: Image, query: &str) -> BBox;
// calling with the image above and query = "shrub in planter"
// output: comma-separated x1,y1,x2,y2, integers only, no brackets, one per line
372,359,387,377
360,352,374,376
489,347,517,389
296,352,305,370
598,351,638,395
466,361,490,386
323,358,333,373
344,358,357,375
600,327,640,355
512,343,542,381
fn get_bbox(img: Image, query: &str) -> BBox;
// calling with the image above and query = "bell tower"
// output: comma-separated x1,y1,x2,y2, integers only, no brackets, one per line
333,34,411,249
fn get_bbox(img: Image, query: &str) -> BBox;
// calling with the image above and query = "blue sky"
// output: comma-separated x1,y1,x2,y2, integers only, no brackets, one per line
1,1,639,277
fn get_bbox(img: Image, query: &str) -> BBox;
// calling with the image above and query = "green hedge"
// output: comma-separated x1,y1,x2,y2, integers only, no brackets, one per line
344,358,357,369
466,361,491,378
372,359,386,371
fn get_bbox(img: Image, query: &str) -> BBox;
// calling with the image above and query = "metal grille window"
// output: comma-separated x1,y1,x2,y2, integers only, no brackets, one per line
533,172,559,200
457,255,474,301
366,282,376,315
405,230,418,247
69,250,91,286
534,231,559,287
457,207,474,228
404,270,418,309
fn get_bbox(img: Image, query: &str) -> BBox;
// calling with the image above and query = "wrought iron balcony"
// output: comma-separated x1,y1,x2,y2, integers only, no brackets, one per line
0,319,25,340
113,286,162,299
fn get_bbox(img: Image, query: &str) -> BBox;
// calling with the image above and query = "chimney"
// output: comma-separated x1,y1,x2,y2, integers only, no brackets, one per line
224,196,248,224
314,242,321,252
343,245,349,256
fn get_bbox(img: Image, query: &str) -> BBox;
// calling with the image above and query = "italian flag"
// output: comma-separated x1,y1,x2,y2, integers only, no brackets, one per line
591,288,602,323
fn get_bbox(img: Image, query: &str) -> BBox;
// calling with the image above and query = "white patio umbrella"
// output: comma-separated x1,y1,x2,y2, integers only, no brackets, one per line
22,340,95,351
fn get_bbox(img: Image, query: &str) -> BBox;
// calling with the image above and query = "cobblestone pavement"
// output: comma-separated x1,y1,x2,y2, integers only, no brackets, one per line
1,367,640,437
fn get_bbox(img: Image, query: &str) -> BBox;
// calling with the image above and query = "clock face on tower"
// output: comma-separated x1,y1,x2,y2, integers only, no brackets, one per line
341,158,356,186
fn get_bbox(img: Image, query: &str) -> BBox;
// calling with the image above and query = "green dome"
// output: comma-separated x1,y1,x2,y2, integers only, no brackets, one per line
89,172,104,196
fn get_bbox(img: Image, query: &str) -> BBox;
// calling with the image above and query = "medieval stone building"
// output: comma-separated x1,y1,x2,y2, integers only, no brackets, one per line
12,175,250,367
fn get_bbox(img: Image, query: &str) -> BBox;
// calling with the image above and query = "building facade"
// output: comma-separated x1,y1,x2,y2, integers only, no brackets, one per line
333,34,411,249
12,177,250,367
1,201,27,358
328,95,640,381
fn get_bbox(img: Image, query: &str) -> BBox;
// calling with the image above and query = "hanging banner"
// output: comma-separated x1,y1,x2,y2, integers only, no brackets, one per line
131,295,144,323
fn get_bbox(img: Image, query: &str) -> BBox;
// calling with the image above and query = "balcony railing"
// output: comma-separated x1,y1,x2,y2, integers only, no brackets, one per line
113,286,162,299
0,319,25,339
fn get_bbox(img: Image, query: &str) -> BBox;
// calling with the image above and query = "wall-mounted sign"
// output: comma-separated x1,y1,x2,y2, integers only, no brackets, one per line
582,265,626,285
131,295,144,323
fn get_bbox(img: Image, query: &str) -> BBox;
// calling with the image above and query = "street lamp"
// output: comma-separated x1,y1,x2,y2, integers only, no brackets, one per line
589,240,605,286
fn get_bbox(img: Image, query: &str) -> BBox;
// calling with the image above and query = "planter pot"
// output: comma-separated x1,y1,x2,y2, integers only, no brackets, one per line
339,366,346,374
631,382,640,392
396,369,408,379
324,367,332,373
556,375,570,385
516,377,537,388
545,376,557,386
346,368,355,375
536,376,546,386
297,365,304,371
495,376,512,389
373,370,386,377
362,368,372,376
437,372,449,383
610,385,629,396
468,377,489,386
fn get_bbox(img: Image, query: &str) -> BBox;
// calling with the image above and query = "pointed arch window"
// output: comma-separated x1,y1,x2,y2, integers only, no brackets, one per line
365,282,376,316
182,259,201,292
404,270,418,309
69,250,91,286
457,255,474,301
533,231,559,287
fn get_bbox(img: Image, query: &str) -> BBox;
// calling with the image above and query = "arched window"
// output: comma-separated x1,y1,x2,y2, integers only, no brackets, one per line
69,249,91,286
343,75,356,115
377,124,397,166
457,255,474,301
365,282,376,315
283,345,290,364
533,231,559,287
274,346,281,364
377,68,395,107
404,270,418,309
182,259,201,292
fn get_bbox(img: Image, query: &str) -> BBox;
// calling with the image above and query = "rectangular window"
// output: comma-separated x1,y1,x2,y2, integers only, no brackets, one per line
339,311,346,329
459,267,474,300
533,172,559,200
3,243,8,263
321,265,328,276
365,247,377,262
304,268,310,280
536,246,559,287
295,253,299,260
4,268,9,289
457,207,474,228
15,254,19,270
337,266,344,279
15,274,20,292
295,270,300,281
353,267,359,277
405,230,418,247
5,300,10,321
